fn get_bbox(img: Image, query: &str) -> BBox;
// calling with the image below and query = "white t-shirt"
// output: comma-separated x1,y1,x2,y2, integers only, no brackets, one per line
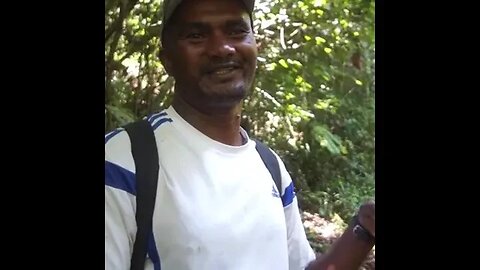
105,106,316,270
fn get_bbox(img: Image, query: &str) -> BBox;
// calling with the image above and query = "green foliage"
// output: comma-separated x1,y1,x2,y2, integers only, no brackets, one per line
105,0,375,221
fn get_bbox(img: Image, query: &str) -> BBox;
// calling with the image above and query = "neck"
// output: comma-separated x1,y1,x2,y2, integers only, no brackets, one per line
172,94,244,146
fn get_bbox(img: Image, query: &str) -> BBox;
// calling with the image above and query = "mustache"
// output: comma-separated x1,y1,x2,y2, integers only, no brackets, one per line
202,61,241,74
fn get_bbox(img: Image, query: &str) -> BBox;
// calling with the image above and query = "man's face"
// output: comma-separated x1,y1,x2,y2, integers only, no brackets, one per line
162,0,257,113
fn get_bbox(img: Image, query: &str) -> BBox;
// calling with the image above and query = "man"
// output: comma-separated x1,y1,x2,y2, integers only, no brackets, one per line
105,0,375,269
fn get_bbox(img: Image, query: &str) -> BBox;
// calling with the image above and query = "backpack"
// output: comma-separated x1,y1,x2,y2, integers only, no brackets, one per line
124,119,282,270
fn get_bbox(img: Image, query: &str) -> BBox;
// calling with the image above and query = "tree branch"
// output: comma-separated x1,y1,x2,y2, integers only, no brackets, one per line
105,0,139,44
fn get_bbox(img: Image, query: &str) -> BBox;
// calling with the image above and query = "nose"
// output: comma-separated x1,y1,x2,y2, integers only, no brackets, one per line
207,32,235,58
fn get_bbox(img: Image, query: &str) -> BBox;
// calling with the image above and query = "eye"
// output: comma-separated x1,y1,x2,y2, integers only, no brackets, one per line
186,33,204,39
229,28,249,37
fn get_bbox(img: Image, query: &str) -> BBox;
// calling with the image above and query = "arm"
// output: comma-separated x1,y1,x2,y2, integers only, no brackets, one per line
306,201,375,270
105,131,138,270
105,184,137,269
273,153,317,270
271,151,375,270
284,196,318,270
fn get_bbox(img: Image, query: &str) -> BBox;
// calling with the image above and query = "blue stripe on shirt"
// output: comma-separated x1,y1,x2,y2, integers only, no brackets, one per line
105,129,123,144
148,231,161,270
105,161,136,195
148,112,168,124
106,161,161,268
281,181,295,207
152,117,173,130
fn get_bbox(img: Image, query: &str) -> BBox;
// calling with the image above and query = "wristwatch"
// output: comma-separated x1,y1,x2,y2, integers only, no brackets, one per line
351,215,375,244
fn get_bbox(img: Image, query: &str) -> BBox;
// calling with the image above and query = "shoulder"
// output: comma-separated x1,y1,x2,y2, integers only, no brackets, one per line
105,109,173,160
105,127,137,195
105,127,132,168
104,109,173,183
269,148,296,207
145,110,174,131
105,127,128,147
252,139,288,174
252,139,296,207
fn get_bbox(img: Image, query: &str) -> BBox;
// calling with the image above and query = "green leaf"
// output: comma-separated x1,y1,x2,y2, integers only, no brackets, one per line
105,105,136,125
313,0,326,7
265,63,277,71
295,75,304,84
278,59,289,68
312,124,343,155
287,59,303,67
315,36,326,45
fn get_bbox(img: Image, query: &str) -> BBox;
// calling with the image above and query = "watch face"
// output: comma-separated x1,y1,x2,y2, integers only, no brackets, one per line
353,224,375,243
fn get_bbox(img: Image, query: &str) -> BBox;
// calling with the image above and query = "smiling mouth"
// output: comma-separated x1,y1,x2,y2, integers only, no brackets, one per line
211,67,236,75
205,62,241,76
206,67,242,80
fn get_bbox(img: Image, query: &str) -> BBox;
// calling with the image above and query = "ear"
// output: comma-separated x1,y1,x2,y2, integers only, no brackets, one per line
159,48,174,75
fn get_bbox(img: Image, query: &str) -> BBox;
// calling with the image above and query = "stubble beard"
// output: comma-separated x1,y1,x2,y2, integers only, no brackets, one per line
195,74,253,113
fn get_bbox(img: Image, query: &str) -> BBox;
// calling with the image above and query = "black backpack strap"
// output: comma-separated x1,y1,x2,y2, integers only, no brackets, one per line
124,120,159,270
254,139,282,196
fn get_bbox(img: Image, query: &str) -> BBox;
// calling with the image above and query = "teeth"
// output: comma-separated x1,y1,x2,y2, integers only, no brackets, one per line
213,67,234,75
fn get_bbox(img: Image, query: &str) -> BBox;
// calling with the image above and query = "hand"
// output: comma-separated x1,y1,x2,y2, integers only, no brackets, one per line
357,200,375,237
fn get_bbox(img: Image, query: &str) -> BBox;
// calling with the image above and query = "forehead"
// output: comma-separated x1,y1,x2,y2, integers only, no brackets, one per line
171,0,250,25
